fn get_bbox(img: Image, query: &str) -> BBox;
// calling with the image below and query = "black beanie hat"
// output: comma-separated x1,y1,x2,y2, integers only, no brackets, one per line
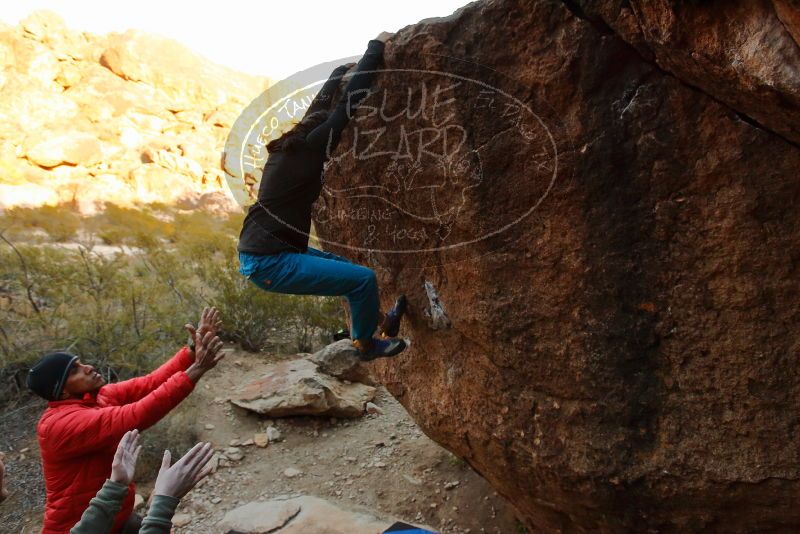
27,352,79,401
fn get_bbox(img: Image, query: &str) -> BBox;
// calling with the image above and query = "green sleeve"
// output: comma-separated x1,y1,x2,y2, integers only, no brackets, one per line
139,494,181,534
69,479,128,534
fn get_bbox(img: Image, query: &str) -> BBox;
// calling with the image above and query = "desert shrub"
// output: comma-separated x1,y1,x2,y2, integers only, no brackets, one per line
171,211,233,250
4,204,81,242
205,261,286,352
0,203,344,404
282,295,343,352
220,211,246,235
185,247,344,353
0,243,193,383
87,204,175,245
0,245,76,369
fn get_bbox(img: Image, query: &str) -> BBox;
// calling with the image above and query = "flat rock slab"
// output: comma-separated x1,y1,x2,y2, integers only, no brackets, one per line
231,358,376,418
218,496,393,534
218,499,301,533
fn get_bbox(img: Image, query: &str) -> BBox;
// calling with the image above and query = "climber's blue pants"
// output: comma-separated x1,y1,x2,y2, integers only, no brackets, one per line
238,247,379,341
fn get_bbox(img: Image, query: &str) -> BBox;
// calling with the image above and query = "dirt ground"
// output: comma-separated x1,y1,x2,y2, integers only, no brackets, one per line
0,347,524,533
0,399,46,534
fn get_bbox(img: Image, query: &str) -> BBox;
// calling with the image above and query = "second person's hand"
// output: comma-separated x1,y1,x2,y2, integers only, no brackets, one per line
109,430,142,486
153,442,216,499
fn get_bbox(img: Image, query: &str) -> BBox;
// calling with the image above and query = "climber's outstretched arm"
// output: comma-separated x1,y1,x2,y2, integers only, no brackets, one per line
306,64,352,116
305,35,390,154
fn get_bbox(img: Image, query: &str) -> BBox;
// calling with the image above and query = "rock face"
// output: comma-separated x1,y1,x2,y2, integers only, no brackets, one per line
230,358,376,418
26,132,103,168
314,0,800,532
575,0,800,145
0,10,268,212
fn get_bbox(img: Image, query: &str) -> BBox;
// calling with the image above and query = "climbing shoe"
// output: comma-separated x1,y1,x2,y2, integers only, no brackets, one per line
352,337,407,361
332,328,350,341
379,295,408,338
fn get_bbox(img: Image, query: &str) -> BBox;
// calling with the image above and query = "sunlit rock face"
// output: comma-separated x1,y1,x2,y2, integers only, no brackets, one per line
0,10,270,213
315,0,800,531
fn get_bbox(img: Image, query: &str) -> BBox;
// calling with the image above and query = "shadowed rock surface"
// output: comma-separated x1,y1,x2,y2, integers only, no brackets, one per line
574,0,800,146
314,0,800,531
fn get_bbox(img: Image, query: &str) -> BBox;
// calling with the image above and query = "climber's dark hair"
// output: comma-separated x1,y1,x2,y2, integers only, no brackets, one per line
266,110,330,153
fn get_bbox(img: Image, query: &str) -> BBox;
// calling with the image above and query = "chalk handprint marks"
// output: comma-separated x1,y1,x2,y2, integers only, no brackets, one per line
224,59,558,264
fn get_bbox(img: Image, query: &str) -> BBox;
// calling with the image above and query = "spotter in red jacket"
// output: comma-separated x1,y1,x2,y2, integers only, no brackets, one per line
37,347,195,534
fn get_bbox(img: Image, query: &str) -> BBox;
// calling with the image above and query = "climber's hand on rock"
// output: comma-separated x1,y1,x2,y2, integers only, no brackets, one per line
153,442,215,499
375,31,395,44
110,430,143,486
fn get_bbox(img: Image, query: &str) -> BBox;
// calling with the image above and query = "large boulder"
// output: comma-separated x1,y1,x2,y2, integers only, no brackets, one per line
314,0,800,532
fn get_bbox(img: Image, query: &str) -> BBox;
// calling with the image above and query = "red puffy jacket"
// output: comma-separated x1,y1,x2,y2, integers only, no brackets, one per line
36,347,195,534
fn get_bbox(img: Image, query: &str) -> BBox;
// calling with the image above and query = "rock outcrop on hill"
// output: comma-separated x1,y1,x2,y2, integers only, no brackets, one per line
314,0,800,531
0,10,268,212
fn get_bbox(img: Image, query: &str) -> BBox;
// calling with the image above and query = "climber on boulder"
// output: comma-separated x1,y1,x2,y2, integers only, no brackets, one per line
237,32,408,360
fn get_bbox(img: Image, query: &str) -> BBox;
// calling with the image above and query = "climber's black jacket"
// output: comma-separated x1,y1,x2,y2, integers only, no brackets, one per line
237,40,385,255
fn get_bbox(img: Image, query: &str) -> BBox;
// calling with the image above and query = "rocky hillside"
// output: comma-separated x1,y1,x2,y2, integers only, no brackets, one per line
0,10,269,212
315,0,800,532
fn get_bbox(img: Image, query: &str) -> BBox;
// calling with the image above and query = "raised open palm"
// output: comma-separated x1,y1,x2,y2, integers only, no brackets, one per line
110,430,142,486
